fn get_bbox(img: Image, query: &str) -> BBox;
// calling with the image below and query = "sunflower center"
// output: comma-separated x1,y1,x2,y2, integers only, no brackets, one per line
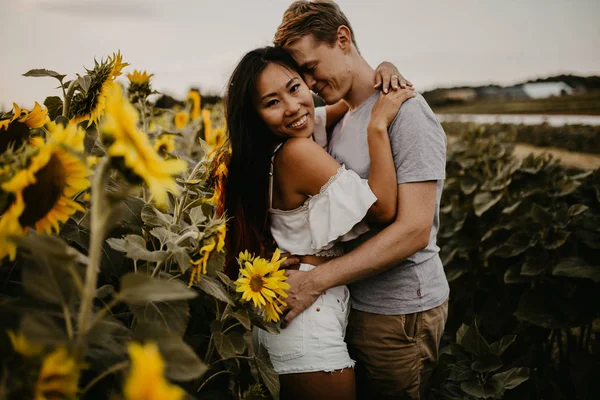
19,154,66,227
0,122,29,153
250,276,264,292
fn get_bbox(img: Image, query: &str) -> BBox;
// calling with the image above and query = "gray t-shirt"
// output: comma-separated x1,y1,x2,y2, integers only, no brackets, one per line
329,91,449,315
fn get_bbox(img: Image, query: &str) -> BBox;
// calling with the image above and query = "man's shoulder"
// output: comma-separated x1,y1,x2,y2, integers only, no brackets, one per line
394,92,437,122
390,93,444,137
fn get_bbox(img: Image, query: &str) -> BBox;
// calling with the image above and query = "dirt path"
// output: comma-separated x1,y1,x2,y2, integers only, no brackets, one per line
512,143,600,170
446,135,600,170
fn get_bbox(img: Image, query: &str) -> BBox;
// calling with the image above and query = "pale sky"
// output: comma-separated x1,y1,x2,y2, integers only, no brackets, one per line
2,0,599,109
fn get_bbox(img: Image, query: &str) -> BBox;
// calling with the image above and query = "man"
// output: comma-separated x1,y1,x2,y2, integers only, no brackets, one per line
273,1,449,399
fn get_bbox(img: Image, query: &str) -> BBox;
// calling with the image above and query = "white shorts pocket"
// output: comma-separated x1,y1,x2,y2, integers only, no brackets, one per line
257,313,304,362
320,285,350,314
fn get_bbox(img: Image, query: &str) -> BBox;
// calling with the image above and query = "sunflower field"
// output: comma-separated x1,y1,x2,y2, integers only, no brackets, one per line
0,52,286,399
1,51,599,400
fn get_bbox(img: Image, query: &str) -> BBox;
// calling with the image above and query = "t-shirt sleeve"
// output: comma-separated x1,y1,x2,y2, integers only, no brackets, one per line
389,94,447,184
313,106,328,148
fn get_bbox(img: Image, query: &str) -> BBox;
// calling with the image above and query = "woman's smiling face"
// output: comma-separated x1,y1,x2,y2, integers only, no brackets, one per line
254,62,315,139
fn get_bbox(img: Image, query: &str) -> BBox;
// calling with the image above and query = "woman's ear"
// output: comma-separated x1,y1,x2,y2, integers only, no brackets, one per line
336,25,352,51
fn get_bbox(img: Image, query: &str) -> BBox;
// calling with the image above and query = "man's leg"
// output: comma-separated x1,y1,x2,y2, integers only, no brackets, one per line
346,300,449,400
419,298,449,399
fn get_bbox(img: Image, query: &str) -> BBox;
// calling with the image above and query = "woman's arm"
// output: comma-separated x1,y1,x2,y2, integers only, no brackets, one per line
364,88,416,224
318,62,411,147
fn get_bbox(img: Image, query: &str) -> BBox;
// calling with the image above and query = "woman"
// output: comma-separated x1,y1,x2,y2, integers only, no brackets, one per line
223,46,414,400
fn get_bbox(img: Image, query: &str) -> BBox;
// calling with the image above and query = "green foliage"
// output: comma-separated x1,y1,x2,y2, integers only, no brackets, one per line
436,124,600,399
435,323,528,399
1,56,277,399
443,121,600,155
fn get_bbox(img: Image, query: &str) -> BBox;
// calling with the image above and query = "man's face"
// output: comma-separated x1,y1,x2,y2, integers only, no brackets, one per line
285,34,352,105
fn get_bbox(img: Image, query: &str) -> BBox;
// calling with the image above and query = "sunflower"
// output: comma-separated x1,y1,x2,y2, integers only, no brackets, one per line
34,348,80,400
127,70,153,85
202,109,212,142
264,297,288,323
1,122,89,235
234,250,290,310
8,330,43,357
69,51,129,127
203,149,230,216
186,90,201,120
173,111,189,129
6,332,80,400
99,83,187,206
0,193,25,261
216,223,226,252
187,223,226,286
127,70,154,103
0,102,49,153
237,250,255,266
208,126,227,149
87,155,100,168
188,238,215,286
124,342,185,400
153,134,176,154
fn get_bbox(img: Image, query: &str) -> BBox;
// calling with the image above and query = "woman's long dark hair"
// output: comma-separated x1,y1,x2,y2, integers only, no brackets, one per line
222,46,299,277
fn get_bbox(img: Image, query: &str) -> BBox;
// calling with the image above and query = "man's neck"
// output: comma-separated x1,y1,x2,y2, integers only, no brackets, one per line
343,56,376,110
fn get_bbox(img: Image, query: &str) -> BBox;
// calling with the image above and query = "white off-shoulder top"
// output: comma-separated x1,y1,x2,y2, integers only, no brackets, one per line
268,107,376,257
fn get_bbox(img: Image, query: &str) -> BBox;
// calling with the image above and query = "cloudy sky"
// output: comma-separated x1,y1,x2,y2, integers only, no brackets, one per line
2,0,599,109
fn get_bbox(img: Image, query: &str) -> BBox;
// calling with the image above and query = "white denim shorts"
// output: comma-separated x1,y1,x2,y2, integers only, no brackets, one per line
254,264,355,375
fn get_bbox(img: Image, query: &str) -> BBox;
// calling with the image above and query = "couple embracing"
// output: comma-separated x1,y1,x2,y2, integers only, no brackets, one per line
222,1,449,399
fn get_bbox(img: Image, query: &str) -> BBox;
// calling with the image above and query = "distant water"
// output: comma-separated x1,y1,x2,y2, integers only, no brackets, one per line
437,114,600,127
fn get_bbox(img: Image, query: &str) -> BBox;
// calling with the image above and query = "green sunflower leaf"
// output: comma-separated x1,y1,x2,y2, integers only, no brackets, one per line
43,96,63,121
552,257,600,282
159,336,208,381
119,273,197,304
254,344,280,400
23,68,66,82
474,191,503,216
193,274,234,305
491,367,530,390
211,320,236,359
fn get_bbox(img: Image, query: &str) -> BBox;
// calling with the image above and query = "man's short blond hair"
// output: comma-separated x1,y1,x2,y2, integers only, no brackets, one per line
274,1,358,49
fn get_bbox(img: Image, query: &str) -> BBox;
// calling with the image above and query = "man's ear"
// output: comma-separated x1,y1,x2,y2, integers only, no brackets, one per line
336,25,352,51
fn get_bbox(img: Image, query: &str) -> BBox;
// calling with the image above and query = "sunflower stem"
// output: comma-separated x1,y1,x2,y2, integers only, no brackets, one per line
63,304,74,340
222,322,242,335
197,370,235,392
150,259,165,278
63,80,78,118
60,79,68,109
81,360,129,394
175,160,203,225
75,157,111,357
140,100,149,134
88,296,121,332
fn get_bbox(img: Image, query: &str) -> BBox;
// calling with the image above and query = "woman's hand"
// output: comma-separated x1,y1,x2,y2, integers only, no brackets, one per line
369,88,416,130
374,62,413,93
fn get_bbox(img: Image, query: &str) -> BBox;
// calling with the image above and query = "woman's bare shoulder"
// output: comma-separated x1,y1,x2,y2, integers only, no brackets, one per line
275,138,327,168
275,138,341,195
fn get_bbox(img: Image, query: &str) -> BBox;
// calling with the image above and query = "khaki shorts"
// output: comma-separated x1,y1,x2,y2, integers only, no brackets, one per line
346,298,449,400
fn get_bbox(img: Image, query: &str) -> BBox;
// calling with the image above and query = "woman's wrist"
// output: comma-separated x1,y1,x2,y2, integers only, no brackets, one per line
367,121,388,135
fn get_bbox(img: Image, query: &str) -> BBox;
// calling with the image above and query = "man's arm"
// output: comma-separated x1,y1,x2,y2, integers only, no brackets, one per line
315,181,436,286
282,180,437,326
